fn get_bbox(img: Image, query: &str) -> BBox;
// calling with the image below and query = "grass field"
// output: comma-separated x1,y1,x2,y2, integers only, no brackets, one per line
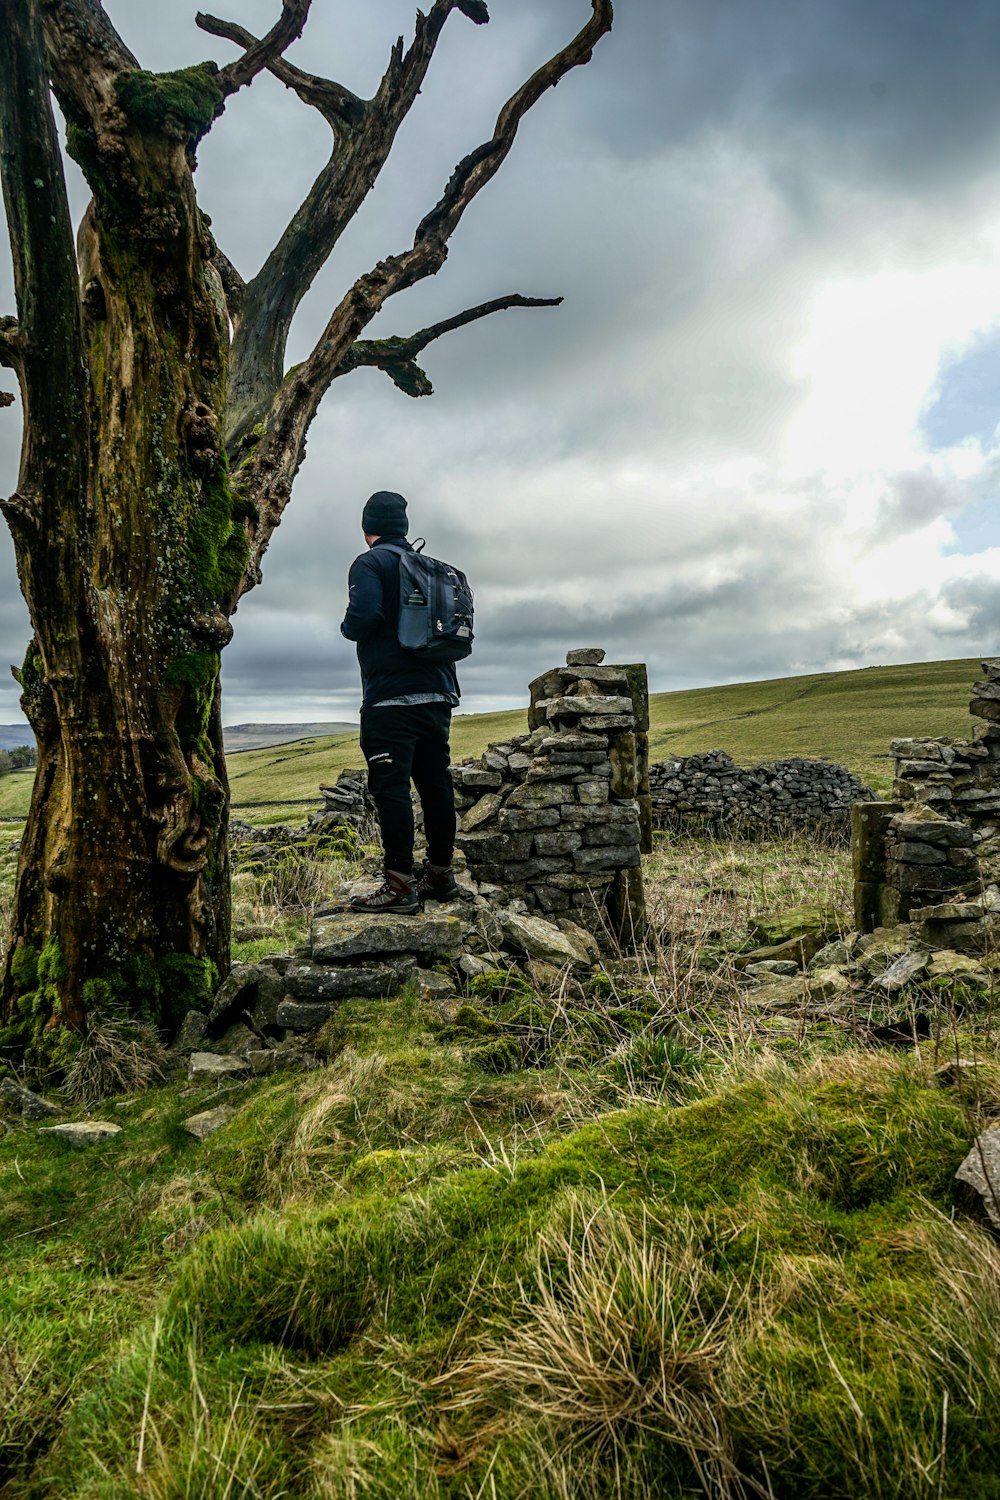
3,829,1000,1496
0,658,983,822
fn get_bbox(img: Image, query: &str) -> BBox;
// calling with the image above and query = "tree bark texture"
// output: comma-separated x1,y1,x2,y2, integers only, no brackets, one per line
0,0,612,1072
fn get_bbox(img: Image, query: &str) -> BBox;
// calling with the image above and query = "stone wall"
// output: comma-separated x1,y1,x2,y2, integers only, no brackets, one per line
853,660,1000,929
452,648,650,943
649,750,873,837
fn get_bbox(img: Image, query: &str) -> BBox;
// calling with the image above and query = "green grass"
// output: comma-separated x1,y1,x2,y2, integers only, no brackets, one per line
4,827,1000,1495
645,657,982,790
2,1007,999,1498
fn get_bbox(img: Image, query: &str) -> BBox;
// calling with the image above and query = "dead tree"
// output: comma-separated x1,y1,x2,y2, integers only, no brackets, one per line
0,0,612,1064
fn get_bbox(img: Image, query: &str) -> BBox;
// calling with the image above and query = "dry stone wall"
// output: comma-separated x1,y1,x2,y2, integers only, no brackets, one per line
853,660,1000,929
649,750,873,837
452,649,650,941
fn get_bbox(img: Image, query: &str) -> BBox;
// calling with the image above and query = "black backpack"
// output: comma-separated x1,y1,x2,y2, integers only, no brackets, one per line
382,541,474,663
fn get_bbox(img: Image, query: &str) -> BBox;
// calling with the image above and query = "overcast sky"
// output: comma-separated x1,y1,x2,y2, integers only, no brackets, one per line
3,0,1000,729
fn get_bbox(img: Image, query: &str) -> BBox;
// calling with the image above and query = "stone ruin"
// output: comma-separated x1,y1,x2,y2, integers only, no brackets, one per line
853,660,1000,934
451,648,651,943
649,749,873,839
230,649,651,949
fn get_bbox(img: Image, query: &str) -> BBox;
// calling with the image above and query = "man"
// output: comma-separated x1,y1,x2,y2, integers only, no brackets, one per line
341,490,463,912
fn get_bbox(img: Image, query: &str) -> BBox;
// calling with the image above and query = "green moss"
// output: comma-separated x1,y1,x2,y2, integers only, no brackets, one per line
166,650,218,767
64,122,115,200
33,1024,82,1075
37,938,67,988
11,943,39,996
115,64,223,144
155,953,217,1030
186,455,248,604
467,1037,523,1074
80,953,216,1033
449,1004,501,1038
469,969,534,1004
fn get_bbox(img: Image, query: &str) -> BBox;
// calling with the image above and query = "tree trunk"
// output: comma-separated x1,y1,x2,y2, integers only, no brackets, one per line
0,42,240,1070
0,0,613,1075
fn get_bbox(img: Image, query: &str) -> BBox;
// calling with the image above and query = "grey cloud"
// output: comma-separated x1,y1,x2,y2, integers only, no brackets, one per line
5,0,1000,736
875,469,972,538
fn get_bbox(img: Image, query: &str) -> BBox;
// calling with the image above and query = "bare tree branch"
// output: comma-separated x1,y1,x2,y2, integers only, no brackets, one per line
196,12,364,128
341,294,563,397
0,0,86,523
414,0,614,247
39,0,138,133
230,0,612,598
197,0,312,99
220,0,486,448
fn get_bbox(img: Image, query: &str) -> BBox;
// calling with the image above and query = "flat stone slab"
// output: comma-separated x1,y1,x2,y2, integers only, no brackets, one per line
311,910,466,963
247,1048,320,1075
926,951,991,988
182,1105,237,1142
38,1121,122,1147
276,999,339,1032
188,1052,249,1081
956,1127,1000,1230
285,958,406,1001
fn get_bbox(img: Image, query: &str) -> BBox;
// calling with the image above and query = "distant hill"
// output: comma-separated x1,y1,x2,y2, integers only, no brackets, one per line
0,724,33,752
0,659,986,825
222,722,357,753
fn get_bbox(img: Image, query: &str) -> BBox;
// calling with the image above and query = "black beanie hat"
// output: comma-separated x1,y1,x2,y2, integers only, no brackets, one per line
362,490,408,538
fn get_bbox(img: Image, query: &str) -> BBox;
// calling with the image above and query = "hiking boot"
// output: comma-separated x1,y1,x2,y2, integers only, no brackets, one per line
350,871,419,915
414,862,463,903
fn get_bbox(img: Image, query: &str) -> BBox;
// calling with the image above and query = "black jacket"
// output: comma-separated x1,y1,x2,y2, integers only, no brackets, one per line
340,537,461,710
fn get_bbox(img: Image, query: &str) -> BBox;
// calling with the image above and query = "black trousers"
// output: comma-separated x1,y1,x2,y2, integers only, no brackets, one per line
359,701,457,875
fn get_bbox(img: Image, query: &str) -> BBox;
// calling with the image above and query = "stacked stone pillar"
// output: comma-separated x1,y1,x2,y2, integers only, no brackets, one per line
453,649,650,946
852,659,1000,931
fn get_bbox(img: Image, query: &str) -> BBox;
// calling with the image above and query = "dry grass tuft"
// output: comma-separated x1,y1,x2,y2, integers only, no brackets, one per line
443,1195,751,1497
61,1018,168,1106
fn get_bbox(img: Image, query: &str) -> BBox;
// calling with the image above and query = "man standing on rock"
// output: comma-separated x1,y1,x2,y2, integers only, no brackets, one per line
341,490,463,913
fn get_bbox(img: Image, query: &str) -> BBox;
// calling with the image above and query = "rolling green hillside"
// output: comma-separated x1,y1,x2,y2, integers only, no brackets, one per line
0,658,985,823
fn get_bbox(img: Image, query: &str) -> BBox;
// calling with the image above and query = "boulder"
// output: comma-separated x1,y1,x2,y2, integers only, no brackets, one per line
170,1010,209,1053
925,951,992,989
955,1127,1000,1230
182,1105,237,1142
206,963,270,1037
555,918,602,964
735,933,827,971
413,968,457,1002
499,911,593,968
0,1077,62,1121
876,951,929,994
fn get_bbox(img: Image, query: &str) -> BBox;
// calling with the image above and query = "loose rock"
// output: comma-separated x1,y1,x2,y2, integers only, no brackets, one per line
38,1121,122,1147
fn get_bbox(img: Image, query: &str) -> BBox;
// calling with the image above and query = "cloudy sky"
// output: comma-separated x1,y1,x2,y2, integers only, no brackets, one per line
3,0,1000,729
